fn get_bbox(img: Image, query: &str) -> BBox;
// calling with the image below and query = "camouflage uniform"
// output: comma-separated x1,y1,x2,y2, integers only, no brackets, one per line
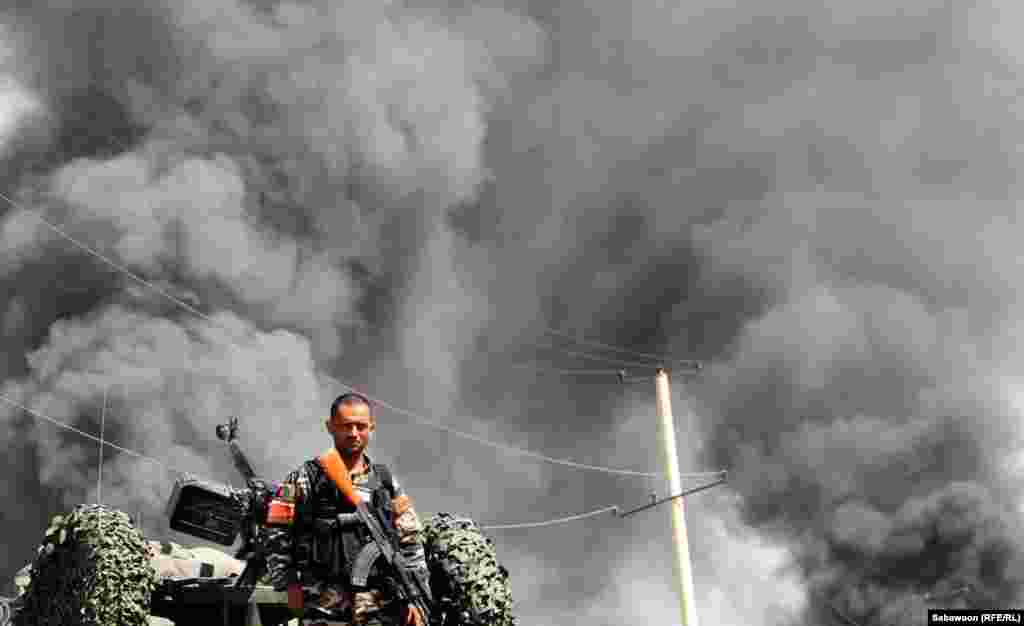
266,454,428,626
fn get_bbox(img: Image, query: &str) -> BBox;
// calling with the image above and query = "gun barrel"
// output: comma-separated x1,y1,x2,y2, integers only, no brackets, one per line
228,441,258,483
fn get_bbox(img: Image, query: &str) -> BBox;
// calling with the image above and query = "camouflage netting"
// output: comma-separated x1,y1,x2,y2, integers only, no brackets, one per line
14,504,158,626
421,513,516,626
1,596,14,626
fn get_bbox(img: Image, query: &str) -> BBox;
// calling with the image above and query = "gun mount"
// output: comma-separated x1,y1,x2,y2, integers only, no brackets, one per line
167,418,277,588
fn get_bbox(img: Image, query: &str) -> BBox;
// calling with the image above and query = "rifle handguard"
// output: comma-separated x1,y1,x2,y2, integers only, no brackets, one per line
404,562,433,604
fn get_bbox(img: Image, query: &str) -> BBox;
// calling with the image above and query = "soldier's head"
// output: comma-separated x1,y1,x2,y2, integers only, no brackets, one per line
326,392,375,456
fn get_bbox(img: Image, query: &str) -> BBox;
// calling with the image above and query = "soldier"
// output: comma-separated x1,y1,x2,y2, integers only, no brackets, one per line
265,393,430,626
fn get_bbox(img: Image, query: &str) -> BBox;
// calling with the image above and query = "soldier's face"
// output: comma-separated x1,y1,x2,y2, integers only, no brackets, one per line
327,401,374,455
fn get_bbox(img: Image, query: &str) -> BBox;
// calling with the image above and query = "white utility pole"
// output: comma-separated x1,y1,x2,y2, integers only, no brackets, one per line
97,388,107,505
655,368,700,626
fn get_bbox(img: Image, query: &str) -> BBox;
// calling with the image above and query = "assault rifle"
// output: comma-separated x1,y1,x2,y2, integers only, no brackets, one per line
351,498,434,625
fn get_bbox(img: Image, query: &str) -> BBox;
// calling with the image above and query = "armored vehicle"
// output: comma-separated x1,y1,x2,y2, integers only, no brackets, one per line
3,418,515,626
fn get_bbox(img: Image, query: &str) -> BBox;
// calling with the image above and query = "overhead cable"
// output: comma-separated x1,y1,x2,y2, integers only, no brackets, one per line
330,379,681,478
0,178,712,480
0,392,647,533
526,337,675,369
481,505,620,530
1,391,181,476
505,362,641,377
0,189,215,324
541,326,698,366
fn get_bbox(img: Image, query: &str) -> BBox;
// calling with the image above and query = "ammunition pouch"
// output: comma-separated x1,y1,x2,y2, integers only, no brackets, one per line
351,542,383,587
310,511,378,582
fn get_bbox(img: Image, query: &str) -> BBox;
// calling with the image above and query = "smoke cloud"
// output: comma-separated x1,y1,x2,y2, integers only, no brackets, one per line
4,0,1024,624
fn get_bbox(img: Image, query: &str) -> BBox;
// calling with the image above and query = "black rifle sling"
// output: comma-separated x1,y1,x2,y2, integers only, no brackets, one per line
372,463,396,498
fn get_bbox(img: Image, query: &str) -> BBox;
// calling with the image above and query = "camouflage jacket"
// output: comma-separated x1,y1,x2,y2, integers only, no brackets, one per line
264,453,428,602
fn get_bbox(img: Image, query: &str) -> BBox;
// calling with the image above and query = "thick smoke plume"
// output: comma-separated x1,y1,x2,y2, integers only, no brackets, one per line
4,1,1024,624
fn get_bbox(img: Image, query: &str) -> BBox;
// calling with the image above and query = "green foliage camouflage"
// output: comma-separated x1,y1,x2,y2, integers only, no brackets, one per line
421,513,516,626
14,504,158,626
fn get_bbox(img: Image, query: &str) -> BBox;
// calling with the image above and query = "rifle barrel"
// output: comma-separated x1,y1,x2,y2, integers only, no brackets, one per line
228,442,257,483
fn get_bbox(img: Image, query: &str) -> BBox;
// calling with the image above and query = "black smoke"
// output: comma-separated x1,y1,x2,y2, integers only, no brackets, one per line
3,1,1024,624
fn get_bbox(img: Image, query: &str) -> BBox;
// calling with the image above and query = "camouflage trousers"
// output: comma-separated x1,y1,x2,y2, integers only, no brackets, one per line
302,585,403,626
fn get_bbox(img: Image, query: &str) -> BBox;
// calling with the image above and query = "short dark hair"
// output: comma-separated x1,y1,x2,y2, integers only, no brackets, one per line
330,392,372,418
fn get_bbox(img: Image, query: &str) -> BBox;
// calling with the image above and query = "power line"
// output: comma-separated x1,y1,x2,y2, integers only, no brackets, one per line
0,74,730,539
334,378,725,479
485,474,729,531
3,182,687,478
526,336,673,369
0,188,215,324
1,390,685,533
0,391,188,479
2,385,729,536
504,362,637,377
502,359,697,384
334,378,661,477
542,326,698,366
481,505,619,530
615,475,728,518
0,161,717,481
331,377,724,479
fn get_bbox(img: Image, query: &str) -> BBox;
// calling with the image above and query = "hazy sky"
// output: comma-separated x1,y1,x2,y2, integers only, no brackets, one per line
3,2,1024,625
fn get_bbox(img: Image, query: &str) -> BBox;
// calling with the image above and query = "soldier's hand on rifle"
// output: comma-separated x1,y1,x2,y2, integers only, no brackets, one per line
404,604,426,626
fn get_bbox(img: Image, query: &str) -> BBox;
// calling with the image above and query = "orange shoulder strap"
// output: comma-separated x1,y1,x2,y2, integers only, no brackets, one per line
318,447,361,507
